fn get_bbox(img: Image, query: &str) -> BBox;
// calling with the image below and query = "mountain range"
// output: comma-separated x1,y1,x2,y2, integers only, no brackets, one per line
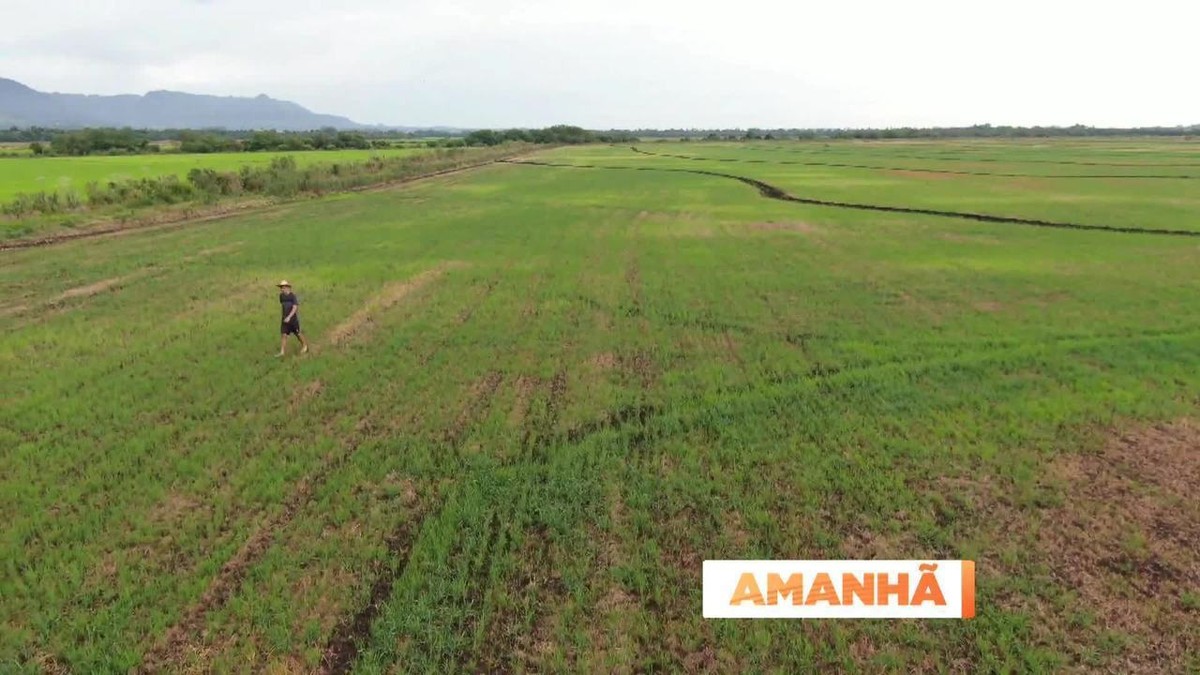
0,78,367,130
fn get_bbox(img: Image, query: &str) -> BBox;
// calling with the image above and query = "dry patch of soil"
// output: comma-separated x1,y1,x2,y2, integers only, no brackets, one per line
327,261,466,347
973,300,1006,313
938,232,1001,245
58,273,145,301
746,221,819,234
509,375,541,428
53,243,243,306
888,169,958,181
587,352,619,371
290,379,324,411
1037,419,1199,672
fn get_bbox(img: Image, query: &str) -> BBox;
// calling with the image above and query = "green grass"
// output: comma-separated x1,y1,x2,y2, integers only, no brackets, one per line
1,140,1198,672
574,140,1200,231
0,148,426,202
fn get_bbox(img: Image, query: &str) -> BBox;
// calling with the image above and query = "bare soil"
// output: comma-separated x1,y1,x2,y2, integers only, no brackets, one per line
327,262,466,347
746,221,819,234
1039,420,1200,672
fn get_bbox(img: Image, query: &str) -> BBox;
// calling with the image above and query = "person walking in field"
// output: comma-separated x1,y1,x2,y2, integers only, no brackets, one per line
276,280,309,357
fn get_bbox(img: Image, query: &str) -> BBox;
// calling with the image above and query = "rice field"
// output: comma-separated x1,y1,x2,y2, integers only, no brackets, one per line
1,138,1198,673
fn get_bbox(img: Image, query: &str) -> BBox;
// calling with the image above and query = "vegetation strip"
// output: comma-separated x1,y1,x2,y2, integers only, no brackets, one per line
503,160,1200,238
0,157,508,252
630,147,1198,179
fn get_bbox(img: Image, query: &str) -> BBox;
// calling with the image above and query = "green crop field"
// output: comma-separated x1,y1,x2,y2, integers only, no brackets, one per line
0,148,426,202
2,139,1198,673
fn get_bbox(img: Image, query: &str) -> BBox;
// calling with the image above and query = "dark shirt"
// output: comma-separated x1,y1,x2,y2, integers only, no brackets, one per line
280,292,299,320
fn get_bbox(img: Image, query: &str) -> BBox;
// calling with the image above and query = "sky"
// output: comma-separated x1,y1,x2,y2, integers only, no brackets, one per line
2,0,1197,129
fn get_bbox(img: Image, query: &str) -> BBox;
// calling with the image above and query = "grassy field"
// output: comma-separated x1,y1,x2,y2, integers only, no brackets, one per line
2,139,1198,673
0,148,426,202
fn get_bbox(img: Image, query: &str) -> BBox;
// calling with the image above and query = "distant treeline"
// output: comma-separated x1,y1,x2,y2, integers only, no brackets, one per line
3,123,1195,156
0,126,450,145
629,124,1200,140
0,125,636,155
8,128,388,156
461,125,637,146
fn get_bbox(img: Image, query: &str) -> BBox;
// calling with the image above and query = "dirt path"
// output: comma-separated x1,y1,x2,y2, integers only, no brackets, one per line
327,262,468,347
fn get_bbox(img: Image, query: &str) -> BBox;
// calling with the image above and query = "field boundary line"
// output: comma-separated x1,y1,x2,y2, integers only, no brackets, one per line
629,146,1199,179
503,159,1200,238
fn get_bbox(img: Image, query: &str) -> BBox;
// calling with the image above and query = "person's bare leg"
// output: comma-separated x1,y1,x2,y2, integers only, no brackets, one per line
277,334,287,357
298,333,309,353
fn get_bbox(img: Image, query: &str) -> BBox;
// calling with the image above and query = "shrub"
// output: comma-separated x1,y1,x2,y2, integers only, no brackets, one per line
2,144,528,220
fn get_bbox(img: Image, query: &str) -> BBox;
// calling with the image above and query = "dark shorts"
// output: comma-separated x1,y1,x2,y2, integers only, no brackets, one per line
281,317,301,335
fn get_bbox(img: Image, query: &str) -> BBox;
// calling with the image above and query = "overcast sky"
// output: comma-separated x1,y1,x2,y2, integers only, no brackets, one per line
2,0,1197,128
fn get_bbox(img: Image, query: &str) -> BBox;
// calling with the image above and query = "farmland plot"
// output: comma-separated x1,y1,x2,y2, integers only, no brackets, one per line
2,140,1198,673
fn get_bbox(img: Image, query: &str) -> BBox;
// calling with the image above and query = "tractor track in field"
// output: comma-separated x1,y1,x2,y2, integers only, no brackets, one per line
508,371,568,465
321,328,505,671
526,371,568,464
142,266,476,672
320,500,435,674
545,325,1200,467
756,144,1200,169
502,160,1200,238
454,278,500,325
329,262,468,347
3,243,244,323
138,421,373,674
417,275,503,367
630,146,1199,179
322,362,508,671
442,372,506,460
456,510,506,673
564,402,661,461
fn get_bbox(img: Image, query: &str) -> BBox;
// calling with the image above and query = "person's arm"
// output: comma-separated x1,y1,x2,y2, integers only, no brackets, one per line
284,296,299,322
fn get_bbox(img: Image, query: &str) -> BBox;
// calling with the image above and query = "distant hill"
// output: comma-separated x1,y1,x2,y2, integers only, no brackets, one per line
0,78,366,131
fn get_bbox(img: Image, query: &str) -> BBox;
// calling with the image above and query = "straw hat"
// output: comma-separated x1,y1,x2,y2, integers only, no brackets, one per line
277,280,291,287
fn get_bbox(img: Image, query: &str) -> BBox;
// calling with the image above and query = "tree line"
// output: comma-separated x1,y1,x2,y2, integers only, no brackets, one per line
460,125,638,146
11,128,389,156
3,123,1195,156
1,125,639,155
625,124,1200,140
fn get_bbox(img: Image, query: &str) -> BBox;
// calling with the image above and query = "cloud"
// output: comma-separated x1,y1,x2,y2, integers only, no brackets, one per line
1,0,1197,127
